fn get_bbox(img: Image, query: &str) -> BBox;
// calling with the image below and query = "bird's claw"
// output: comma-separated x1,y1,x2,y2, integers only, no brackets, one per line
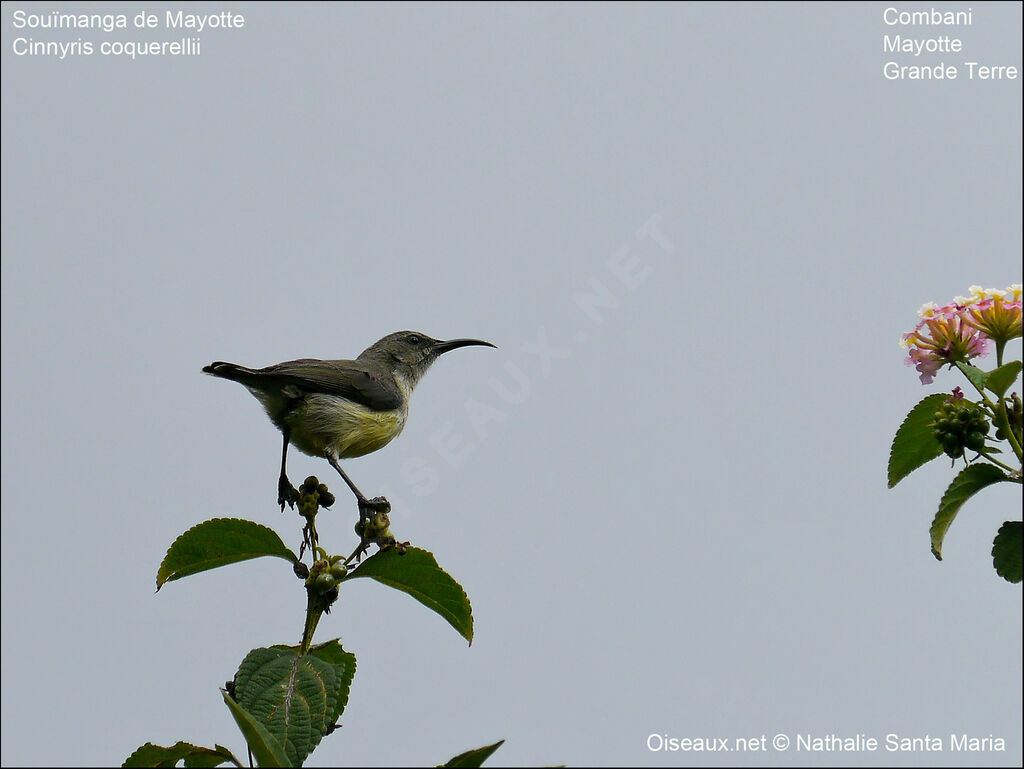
278,477,299,511
358,495,391,515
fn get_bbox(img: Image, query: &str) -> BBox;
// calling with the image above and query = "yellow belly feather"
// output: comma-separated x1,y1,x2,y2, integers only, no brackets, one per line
282,394,407,459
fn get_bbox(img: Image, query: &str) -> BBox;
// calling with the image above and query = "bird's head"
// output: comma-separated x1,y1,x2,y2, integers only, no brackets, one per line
358,331,495,387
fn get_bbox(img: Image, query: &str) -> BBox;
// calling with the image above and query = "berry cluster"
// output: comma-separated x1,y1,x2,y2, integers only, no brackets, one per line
931,399,990,459
311,556,349,596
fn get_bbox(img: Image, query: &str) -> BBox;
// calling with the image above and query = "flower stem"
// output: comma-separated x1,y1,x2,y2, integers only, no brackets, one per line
300,591,324,655
994,401,1023,462
978,450,1018,474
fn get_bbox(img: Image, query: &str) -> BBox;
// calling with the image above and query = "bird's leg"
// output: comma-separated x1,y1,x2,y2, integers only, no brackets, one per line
278,429,299,511
325,454,390,524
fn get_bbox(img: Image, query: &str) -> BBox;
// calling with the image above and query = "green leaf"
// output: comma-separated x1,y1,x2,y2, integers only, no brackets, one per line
440,740,506,767
888,394,949,488
221,691,289,768
985,361,1023,398
344,546,473,644
930,464,1008,560
302,640,357,727
992,521,1023,583
266,640,357,731
955,361,989,392
157,518,297,589
123,741,242,768
193,746,243,769
232,644,354,767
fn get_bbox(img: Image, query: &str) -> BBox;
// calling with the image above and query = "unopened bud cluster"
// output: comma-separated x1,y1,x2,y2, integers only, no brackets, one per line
356,511,394,547
932,399,990,458
354,511,407,555
297,476,336,518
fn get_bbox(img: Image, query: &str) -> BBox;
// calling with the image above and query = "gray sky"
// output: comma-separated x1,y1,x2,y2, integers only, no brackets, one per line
2,2,1021,767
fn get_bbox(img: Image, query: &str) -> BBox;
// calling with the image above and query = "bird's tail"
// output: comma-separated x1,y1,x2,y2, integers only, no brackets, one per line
202,361,264,387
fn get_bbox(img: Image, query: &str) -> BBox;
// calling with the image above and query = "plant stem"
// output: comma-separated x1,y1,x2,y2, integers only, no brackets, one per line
994,401,1024,462
300,591,324,655
963,376,995,409
343,540,369,566
978,450,1018,474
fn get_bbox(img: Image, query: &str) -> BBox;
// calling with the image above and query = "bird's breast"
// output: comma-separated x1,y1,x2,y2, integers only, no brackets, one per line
284,394,408,459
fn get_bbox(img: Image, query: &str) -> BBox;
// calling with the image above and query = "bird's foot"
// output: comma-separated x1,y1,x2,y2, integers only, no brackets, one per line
357,495,391,517
278,476,299,511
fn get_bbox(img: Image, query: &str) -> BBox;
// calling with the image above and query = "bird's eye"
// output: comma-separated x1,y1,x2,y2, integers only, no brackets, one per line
406,335,421,345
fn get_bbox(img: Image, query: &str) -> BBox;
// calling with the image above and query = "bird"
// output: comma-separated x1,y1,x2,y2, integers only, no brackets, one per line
203,331,495,519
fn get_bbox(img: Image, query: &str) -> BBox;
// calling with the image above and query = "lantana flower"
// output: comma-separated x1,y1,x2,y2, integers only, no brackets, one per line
900,301,990,384
960,284,1023,345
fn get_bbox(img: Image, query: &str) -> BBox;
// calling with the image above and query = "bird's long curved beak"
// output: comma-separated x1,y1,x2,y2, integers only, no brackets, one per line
433,338,497,354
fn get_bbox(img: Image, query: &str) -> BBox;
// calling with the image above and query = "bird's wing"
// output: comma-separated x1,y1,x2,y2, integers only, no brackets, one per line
255,358,404,411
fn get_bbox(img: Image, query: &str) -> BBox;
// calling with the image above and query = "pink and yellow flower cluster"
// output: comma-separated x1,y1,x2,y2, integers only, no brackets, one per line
900,284,1022,385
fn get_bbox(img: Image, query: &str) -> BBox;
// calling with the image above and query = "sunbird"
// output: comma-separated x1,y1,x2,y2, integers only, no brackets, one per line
203,331,495,520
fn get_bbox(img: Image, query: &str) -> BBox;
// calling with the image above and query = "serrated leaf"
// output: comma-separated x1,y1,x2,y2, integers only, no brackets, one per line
930,464,1008,560
985,361,1023,398
232,644,353,766
343,546,473,644
157,518,297,589
955,361,989,391
303,640,357,726
123,741,242,768
440,740,506,767
203,746,244,769
222,691,289,768
992,521,1023,583
888,394,949,488
267,640,357,730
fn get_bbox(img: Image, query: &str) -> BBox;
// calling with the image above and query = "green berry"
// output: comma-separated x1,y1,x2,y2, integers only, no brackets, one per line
330,562,348,580
314,573,337,593
964,432,986,452
940,437,961,458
